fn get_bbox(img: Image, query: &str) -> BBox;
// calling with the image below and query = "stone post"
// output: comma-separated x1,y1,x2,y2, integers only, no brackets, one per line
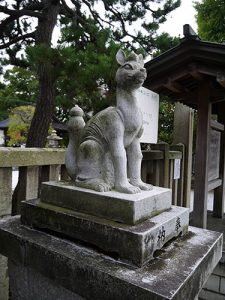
0,167,12,300
173,102,194,208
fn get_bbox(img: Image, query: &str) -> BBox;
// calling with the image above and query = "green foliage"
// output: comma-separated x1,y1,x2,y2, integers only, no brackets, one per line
195,0,225,42
27,45,63,81
0,29,119,122
153,33,180,57
56,27,120,118
158,99,175,144
0,67,38,120
7,105,35,146
0,24,180,144
0,0,182,147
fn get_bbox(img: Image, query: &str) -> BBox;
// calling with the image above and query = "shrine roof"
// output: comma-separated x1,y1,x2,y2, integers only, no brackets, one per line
144,25,225,107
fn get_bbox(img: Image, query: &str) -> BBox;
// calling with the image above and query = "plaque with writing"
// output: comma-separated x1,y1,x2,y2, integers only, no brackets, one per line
137,87,159,144
208,129,221,181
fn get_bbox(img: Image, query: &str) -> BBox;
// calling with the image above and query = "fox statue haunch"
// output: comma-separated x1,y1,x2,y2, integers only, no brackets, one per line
65,49,153,194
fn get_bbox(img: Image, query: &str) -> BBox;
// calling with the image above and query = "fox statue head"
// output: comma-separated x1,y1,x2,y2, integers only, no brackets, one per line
115,49,147,90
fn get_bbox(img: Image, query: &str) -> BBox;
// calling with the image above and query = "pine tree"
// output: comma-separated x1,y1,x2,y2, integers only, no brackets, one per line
195,0,225,43
0,0,181,147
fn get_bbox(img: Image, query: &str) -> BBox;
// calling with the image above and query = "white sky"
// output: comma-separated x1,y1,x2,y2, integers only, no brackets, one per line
158,0,198,37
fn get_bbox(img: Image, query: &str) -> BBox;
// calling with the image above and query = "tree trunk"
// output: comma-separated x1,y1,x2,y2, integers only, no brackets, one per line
26,0,60,147
12,0,60,215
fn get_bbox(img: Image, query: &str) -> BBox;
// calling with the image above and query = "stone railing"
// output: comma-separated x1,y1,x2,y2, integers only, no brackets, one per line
0,147,67,300
0,147,67,218
0,145,185,218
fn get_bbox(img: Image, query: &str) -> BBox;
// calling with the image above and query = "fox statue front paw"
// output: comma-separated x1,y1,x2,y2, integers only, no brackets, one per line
129,179,153,191
115,182,141,194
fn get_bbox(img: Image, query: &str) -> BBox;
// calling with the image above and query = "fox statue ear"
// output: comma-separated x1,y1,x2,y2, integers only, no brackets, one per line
116,49,126,65
137,54,144,68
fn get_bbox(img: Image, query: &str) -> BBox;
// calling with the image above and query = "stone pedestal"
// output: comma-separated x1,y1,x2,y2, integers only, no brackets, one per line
0,217,222,300
0,181,223,299
22,181,188,266
21,199,189,266
40,181,172,224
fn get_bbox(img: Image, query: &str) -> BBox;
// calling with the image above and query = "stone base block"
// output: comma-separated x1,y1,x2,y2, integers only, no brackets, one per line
21,199,189,266
0,217,222,300
40,181,172,225
0,255,8,300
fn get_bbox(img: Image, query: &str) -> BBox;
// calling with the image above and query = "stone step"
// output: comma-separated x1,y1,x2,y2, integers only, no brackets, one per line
40,181,172,225
21,199,189,267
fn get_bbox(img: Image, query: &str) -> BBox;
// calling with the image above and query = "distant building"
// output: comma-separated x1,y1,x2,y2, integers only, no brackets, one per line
0,118,67,147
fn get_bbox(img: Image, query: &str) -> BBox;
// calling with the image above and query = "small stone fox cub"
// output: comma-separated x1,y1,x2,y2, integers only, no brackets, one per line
65,49,152,194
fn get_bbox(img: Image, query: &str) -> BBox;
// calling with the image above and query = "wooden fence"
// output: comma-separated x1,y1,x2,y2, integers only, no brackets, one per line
142,143,185,206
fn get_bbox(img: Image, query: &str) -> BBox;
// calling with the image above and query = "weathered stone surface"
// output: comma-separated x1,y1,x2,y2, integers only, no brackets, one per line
24,166,39,200
0,217,222,300
0,255,8,300
65,50,152,194
9,260,85,300
21,199,189,266
0,147,65,167
40,181,172,224
0,168,12,216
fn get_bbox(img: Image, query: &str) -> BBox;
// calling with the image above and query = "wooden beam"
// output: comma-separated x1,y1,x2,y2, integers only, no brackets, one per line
208,179,222,191
188,63,204,81
175,90,197,104
164,79,189,94
217,73,225,88
211,120,224,131
145,67,191,91
198,65,225,78
192,81,211,229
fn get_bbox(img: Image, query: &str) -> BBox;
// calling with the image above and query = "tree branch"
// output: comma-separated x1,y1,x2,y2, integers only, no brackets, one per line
81,0,104,29
0,31,35,50
60,0,86,26
0,15,17,34
0,5,44,19
23,2,44,11
102,2,136,40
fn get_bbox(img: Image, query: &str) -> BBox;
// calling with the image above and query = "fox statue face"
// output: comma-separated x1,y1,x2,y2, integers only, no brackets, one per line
116,49,147,90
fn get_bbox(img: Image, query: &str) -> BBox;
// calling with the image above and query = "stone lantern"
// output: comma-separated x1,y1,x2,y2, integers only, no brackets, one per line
47,130,62,148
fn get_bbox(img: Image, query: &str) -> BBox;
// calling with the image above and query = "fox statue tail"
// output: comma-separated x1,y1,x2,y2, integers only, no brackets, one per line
65,105,85,180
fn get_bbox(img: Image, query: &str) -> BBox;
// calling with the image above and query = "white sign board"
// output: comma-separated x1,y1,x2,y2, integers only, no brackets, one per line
137,87,159,143
0,130,4,146
174,159,181,179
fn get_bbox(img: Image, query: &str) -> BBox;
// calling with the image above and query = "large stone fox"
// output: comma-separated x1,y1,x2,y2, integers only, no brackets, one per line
65,49,152,194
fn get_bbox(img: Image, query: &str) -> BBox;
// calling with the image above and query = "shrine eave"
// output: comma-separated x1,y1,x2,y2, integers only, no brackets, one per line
144,37,225,107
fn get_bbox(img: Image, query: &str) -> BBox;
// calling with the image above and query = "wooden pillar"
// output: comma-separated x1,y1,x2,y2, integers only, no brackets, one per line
171,144,185,207
192,81,211,228
151,143,170,188
141,160,147,183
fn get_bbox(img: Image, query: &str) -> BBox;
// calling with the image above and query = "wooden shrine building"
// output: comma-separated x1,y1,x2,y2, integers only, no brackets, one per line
145,24,225,228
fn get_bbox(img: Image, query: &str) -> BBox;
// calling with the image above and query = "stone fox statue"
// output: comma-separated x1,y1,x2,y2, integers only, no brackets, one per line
65,49,153,194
